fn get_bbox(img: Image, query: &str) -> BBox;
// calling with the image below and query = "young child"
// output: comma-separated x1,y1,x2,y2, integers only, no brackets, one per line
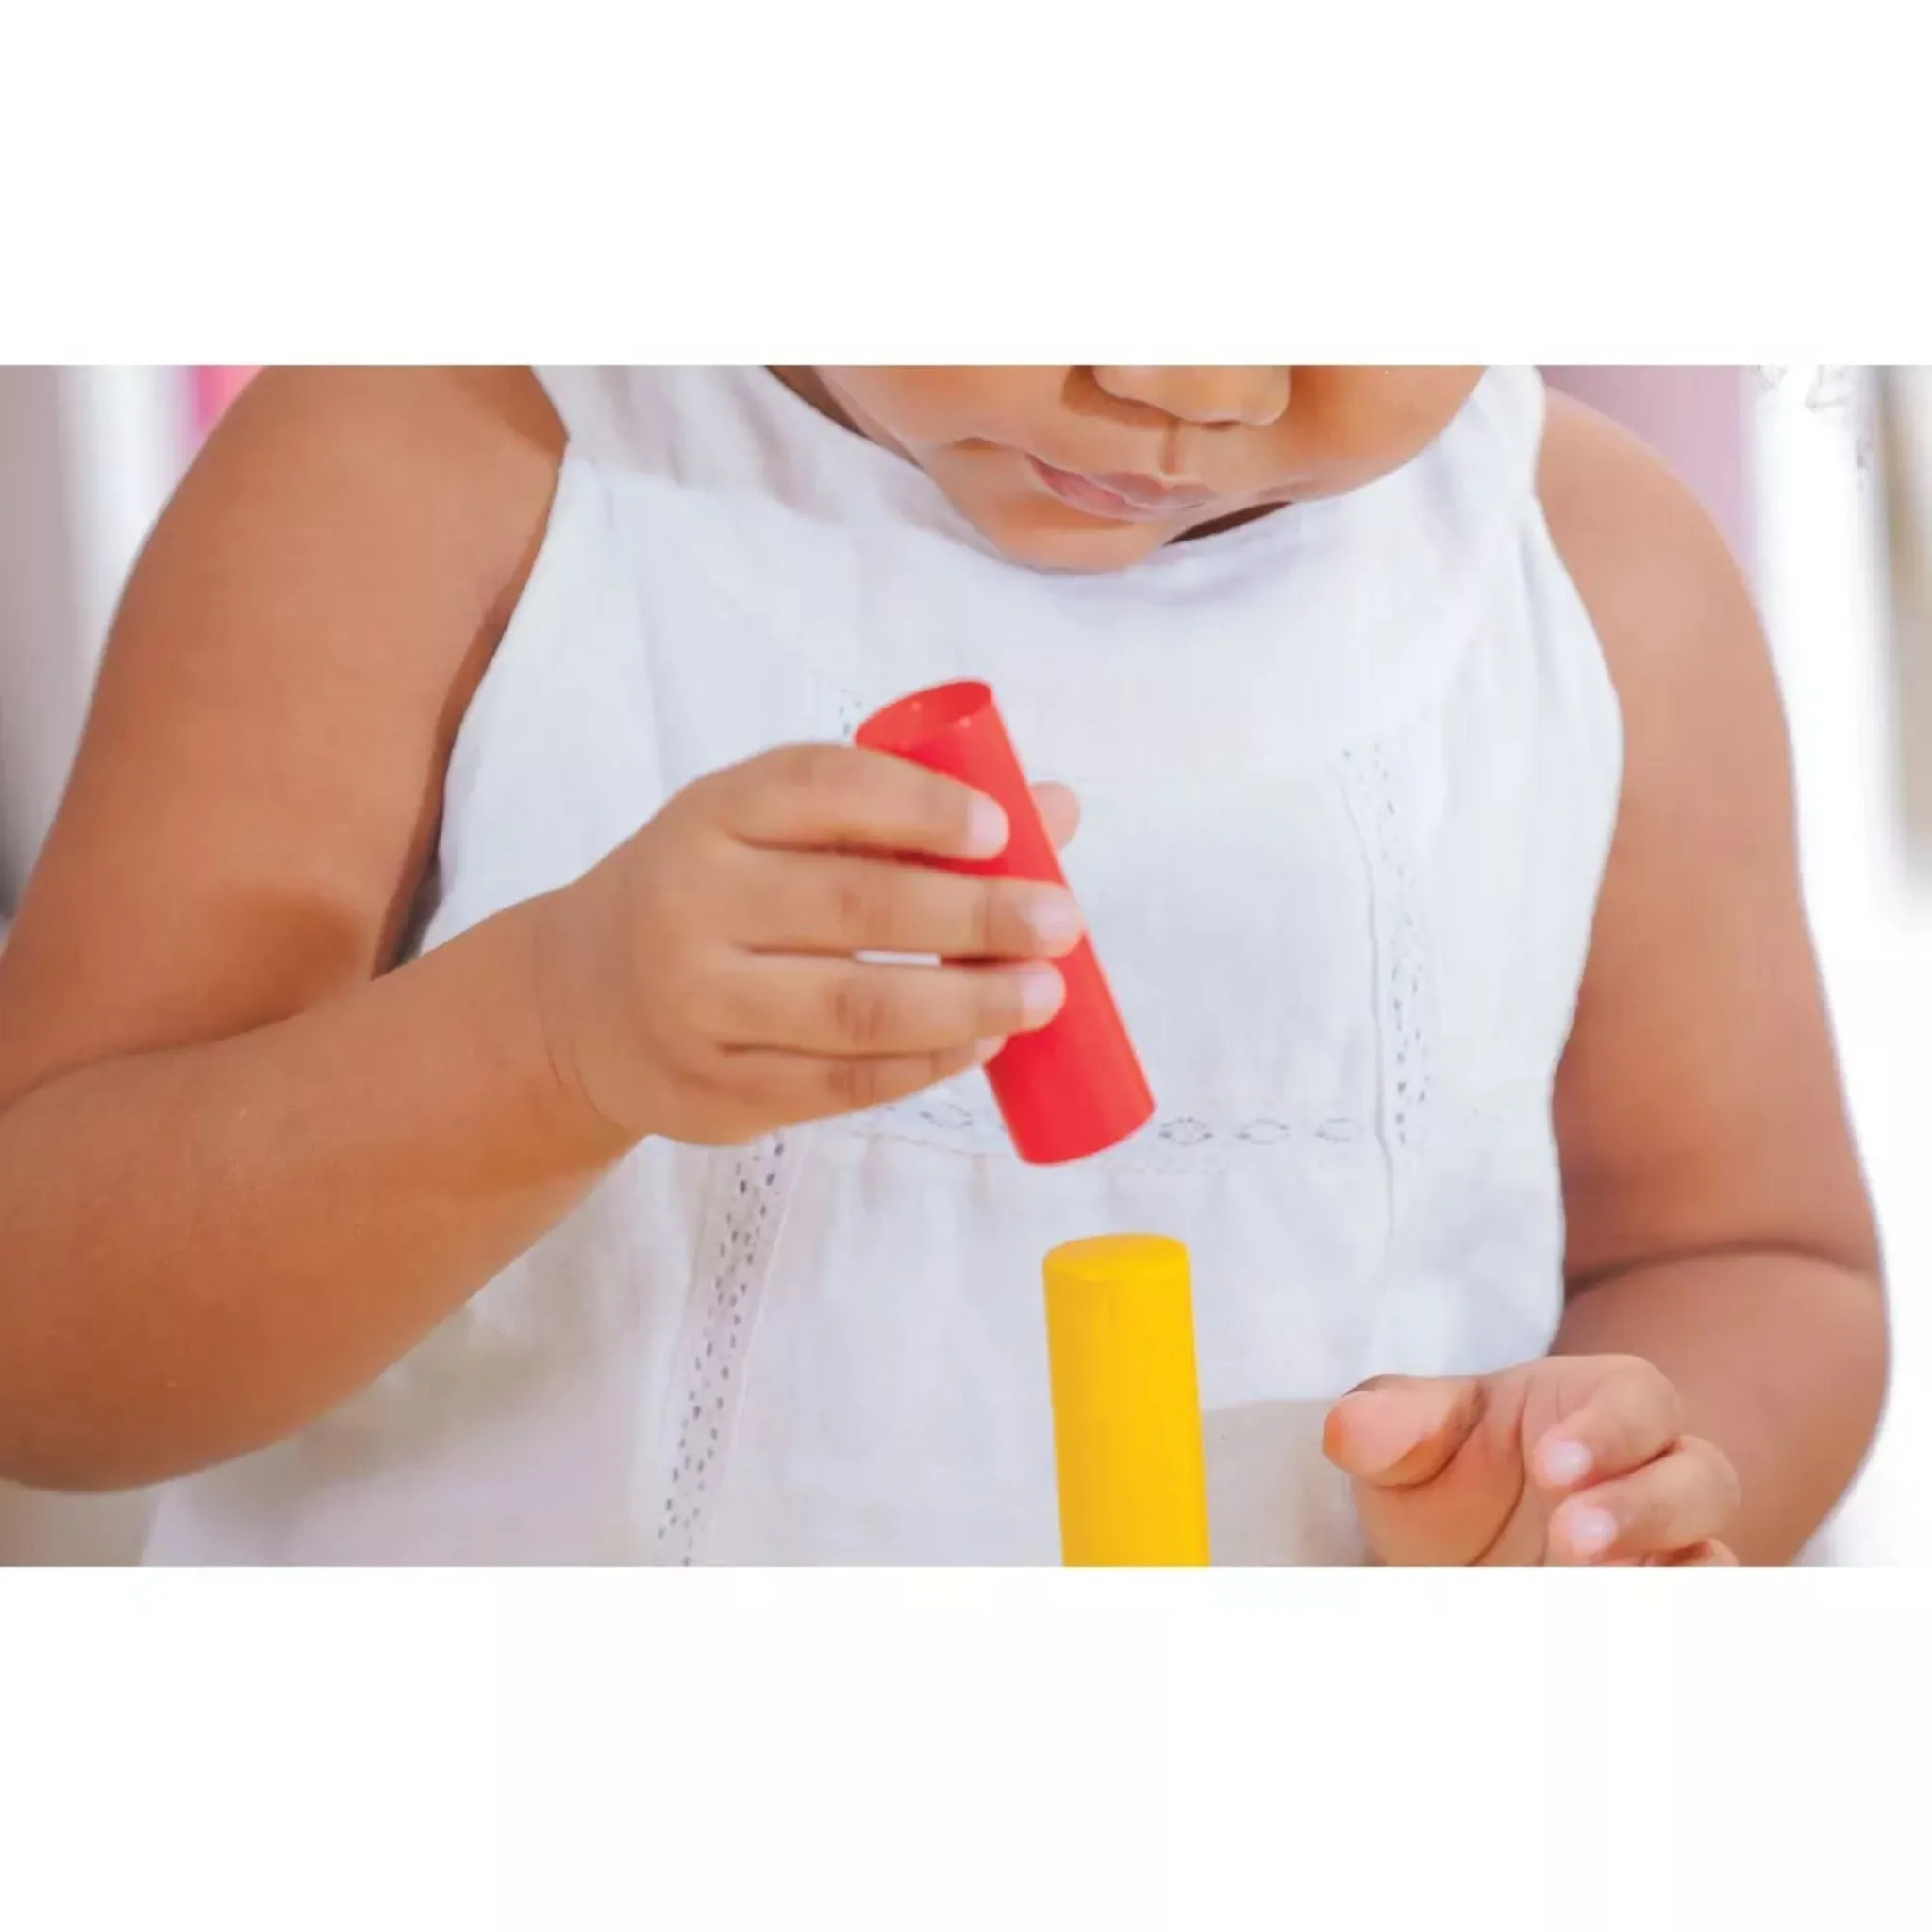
0,366,1887,1563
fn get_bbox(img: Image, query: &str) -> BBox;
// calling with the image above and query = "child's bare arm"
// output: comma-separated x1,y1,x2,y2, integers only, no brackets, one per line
0,369,1074,1491
0,368,613,1488
1542,391,1887,1562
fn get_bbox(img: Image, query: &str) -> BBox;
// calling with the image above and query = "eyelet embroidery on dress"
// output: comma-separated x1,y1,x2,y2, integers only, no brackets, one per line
646,1131,798,1565
845,1089,1370,1169
1340,741,1433,1170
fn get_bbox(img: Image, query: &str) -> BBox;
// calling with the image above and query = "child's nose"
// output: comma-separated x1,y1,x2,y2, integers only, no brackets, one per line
1091,366,1291,428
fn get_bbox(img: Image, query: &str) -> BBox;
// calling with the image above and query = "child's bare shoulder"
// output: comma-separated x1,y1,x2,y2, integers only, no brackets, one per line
1534,384,1787,906
1536,387,1758,698
213,364,565,585
1535,385,1785,904
0,369,565,1105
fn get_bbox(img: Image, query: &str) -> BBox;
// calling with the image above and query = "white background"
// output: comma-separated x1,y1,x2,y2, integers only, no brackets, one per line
1755,370,1930,1563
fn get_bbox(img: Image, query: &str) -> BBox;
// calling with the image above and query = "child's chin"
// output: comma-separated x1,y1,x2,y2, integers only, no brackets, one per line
968,497,1178,575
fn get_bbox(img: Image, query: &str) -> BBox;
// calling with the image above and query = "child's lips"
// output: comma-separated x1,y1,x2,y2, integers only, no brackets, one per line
1026,455,1216,522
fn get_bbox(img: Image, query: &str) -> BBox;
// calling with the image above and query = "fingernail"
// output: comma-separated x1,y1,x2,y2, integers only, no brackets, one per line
1023,888,1083,952
973,1038,1006,1066
1539,1437,1592,1487
1018,965,1066,1026
1562,1506,1618,1558
965,796,1009,858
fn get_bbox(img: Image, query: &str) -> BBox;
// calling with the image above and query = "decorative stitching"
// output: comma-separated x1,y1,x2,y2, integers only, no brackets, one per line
844,1091,1374,1169
649,1132,795,1566
1340,741,1433,1170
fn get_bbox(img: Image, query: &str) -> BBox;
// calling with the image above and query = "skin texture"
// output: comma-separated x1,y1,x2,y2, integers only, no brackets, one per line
0,367,1886,1561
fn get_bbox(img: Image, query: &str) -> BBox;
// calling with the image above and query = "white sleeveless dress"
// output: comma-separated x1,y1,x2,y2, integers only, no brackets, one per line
144,366,1622,1565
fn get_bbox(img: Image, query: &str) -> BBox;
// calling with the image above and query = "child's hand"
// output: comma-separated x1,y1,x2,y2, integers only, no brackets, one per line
1322,1355,1741,1565
532,744,1083,1147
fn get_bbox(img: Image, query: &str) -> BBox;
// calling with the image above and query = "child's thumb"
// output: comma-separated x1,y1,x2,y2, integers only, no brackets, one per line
1323,1375,1488,1488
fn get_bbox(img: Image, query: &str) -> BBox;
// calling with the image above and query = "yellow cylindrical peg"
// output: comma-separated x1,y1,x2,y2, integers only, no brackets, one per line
1042,1234,1210,1566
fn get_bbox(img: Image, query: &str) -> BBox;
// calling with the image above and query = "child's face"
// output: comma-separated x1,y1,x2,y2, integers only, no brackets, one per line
805,367,1485,571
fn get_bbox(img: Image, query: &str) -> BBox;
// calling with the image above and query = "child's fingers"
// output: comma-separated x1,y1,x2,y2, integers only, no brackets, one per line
724,1041,1001,1120
1654,1539,1739,1567
1530,1355,1684,1493
1322,1375,1489,1489
1545,1435,1741,1564
716,744,1011,861
713,956,1065,1059
1325,1374,1537,1564
733,850,1082,961
1033,781,1080,851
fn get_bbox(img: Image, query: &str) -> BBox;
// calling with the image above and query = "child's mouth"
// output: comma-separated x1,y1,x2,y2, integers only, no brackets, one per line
1025,456,1215,523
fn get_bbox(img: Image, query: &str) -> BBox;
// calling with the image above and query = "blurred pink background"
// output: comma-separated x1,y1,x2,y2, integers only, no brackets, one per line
1544,365,1754,577
191,365,258,436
